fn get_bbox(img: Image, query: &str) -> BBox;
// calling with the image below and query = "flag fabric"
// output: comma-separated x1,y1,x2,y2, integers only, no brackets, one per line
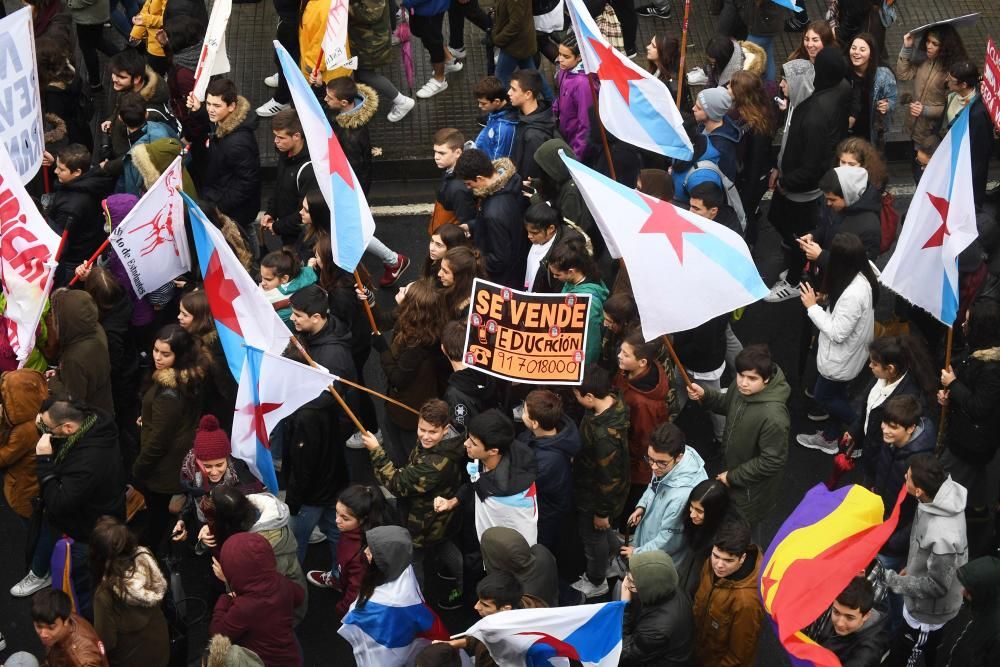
0,143,60,363
320,0,357,71
192,0,232,101
232,346,335,492
564,0,692,160
561,152,767,341
109,156,190,298
473,481,539,546
274,41,375,272
761,483,908,667
0,8,45,182
879,108,977,325
769,0,804,12
183,193,290,380
464,601,627,667
338,565,450,667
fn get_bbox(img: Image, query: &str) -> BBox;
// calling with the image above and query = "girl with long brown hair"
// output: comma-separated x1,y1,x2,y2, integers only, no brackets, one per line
438,246,486,320
728,70,777,241
787,20,835,63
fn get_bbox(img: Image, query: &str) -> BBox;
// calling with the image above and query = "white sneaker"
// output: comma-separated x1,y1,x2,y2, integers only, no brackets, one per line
795,432,840,455
391,31,401,46
256,98,290,117
778,269,789,282
763,278,801,303
10,571,51,597
309,527,327,544
687,67,708,85
448,46,467,59
345,429,384,449
264,72,280,88
444,60,464,74
416,77,448,99
570,574,609,598
387,95,415,122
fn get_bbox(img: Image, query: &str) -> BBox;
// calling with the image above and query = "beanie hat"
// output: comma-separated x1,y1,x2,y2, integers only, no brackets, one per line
697,87,733,121
193,415,231,461
467,409,515,450
5,653,40,667
629,550,679,605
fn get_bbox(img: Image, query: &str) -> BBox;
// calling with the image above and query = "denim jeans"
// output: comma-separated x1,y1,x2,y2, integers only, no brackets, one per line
290,505,341,566
576,510,620,585
495,51,555,102
746,34,776,82
877,552,905,637
814,375,857,440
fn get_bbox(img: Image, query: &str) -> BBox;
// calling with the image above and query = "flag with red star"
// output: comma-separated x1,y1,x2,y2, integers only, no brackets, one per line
275,41,375,272
561,152,767,341
565,0,692,160
879,107,978,325
760,483,906,667
184,194,291,380
232,346,338,492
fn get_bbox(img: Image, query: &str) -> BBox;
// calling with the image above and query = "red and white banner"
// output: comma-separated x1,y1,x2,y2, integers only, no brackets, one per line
0,143,60,362
109,156,191,298
321,0,356,71
983,38,1000,133
192,0,232,101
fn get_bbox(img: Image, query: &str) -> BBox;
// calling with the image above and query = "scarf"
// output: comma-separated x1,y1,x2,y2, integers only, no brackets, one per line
53,413,98,465
172,45,201,71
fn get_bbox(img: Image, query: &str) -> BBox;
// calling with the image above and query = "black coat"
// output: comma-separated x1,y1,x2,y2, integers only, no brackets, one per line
198,97,261,226
528,225,585,293
672,313,729,374
947,95,994,210
511,102,557,181
779,80,850,195
874,419,935,557
47,168,116,264
813,182,883,268
850,372,925,485
472,159,529,289
436,171,477,225
99,295,140,421
36,412,125,542
944,346,1000,465
331,85,379,194
268,147,316,247
620,591,695,667
808,607,889,667
43,78,94,150
442,368,498,429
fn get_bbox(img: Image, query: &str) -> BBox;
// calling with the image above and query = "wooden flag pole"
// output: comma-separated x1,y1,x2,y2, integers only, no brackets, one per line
675,0,692,108
354,269,381,335
289,335,368,432
587,76,617,182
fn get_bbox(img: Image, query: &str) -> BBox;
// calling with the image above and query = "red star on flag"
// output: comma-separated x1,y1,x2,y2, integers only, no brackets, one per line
253,399,283,449
637,192,704,263
760,562,778,603
922,192,950,249
587,38,644,103
328,134,355,189
203,252,243,335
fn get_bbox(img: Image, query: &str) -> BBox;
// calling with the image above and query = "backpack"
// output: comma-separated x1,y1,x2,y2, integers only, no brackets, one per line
879,190,899,254
683,160,747,231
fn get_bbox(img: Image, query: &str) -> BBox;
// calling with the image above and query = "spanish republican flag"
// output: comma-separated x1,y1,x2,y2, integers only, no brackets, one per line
760,483,906,666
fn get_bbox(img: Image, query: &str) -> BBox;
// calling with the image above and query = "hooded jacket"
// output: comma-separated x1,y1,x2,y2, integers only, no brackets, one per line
268,145,316,247
93,547,170,667
381,336,444,430
491,0,536,60
633,446,708,563
203,636,264,667
335,527,366,618
211,533,305,667
693,546,764,667
431,168,477,232
949,556,1000,666
710,40,766,88
470,439,539,544
511,102,558,181
777,54,839,199
475,106,519,161
97,287,140,428
943,346,1000,465
553,66,596,162
813,167,882,268
48,290,115,416
874,418,936,558
37,411,125,541
245,494,308,624
621,551,694,667
704,115,742,184
370,425,465,546
119,121,180,195
896,44,948,146
807,273,875,382
47,168,116,265
515,415,581,542
107,68,175,164
443,368,497,429
198,97,262,226
574,396,630,519
366,525,413,581
471,158,529,288
531,139,596,238
128,137,198,196
808,608,889,667
885,476,968,626
701,367,791,525
135,365,206,494
852,372,925,485
481,526,559,607
0,370,48,517
332,84,378,193
614,363,670,484
562,280,608,365
347,0,394,69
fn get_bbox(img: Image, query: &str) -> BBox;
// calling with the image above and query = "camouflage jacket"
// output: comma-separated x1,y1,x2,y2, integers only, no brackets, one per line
348,0,393,69
573,396,631,519
370,427,466,547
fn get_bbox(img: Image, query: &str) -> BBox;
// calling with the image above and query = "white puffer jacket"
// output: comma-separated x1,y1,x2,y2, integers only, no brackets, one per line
808,273,874,381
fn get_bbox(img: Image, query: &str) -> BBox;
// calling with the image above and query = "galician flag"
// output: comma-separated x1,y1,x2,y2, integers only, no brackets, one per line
464,601,627,667
232,346,335,492
879,107,978,325
565,0,692,160
183,193,290,380
561,152,768,341
769,0,804,12
275,41,375,272
109,156,190,299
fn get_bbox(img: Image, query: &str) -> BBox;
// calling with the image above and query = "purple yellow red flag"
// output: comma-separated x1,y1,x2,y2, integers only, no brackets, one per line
760,483,907,666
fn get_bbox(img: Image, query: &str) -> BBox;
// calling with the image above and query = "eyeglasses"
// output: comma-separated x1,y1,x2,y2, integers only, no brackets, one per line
643,455,675,470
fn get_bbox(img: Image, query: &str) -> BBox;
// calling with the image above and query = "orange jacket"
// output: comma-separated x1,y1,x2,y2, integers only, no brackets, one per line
692,548,764,667
0,370,48,517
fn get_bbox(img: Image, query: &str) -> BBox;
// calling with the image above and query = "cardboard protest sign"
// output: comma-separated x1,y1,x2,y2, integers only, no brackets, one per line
462,279,591,385
909,13,979,36
983,38,1000,133
0,8,44,183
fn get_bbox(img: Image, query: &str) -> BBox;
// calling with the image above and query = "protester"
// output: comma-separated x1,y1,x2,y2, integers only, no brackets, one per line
847,33,897,148
473,77,519,160
620,551,694,666
440,320,498,429
547,240,608,365
948,556,1000,665
552,33,594,163
430,130,477,233
438,246,484,319
32,588,109,667
481,526,558,607
677,479,731,598
804,577,890,666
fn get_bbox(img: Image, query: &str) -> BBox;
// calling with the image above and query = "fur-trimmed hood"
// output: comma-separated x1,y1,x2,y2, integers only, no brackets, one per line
139,66,167,103
716,39,766,85
972,346,1000,362
107,547,167,607
44,112,67,145
214,96,255,139
151,363,207,390
334,83,379,130
205,635,265,667
131,137,197,195
472,157,518,198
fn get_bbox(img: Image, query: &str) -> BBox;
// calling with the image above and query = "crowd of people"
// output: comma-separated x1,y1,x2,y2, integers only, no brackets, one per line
2,0,1000,665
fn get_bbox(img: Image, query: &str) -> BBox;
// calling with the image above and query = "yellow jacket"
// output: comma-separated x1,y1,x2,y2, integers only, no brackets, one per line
300,0,353,83
130,0,167,58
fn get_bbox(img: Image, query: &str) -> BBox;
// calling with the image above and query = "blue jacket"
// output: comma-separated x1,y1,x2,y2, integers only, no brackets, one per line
875,418,935,558
703,115,741,183
632,445,708,565
516,415,582,526
475,107,519,160
672,140,724,204
119,121,179,195
403,0,450,16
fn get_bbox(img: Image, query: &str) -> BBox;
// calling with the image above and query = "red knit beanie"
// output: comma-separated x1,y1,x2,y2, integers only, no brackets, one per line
193,415,231,461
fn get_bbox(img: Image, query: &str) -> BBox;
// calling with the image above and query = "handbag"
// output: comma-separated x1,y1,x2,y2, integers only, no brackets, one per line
879,190,899,254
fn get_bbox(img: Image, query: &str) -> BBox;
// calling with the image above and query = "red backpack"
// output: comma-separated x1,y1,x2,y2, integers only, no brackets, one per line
880,190,899,254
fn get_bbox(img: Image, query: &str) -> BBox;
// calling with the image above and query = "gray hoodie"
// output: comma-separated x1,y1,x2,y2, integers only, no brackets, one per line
248,493,308,625
833,166,869,207
366,525,413,581
885,476,968,625
777,59,817,202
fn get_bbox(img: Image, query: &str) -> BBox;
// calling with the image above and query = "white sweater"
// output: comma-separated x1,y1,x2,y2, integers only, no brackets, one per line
808,273,875,381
